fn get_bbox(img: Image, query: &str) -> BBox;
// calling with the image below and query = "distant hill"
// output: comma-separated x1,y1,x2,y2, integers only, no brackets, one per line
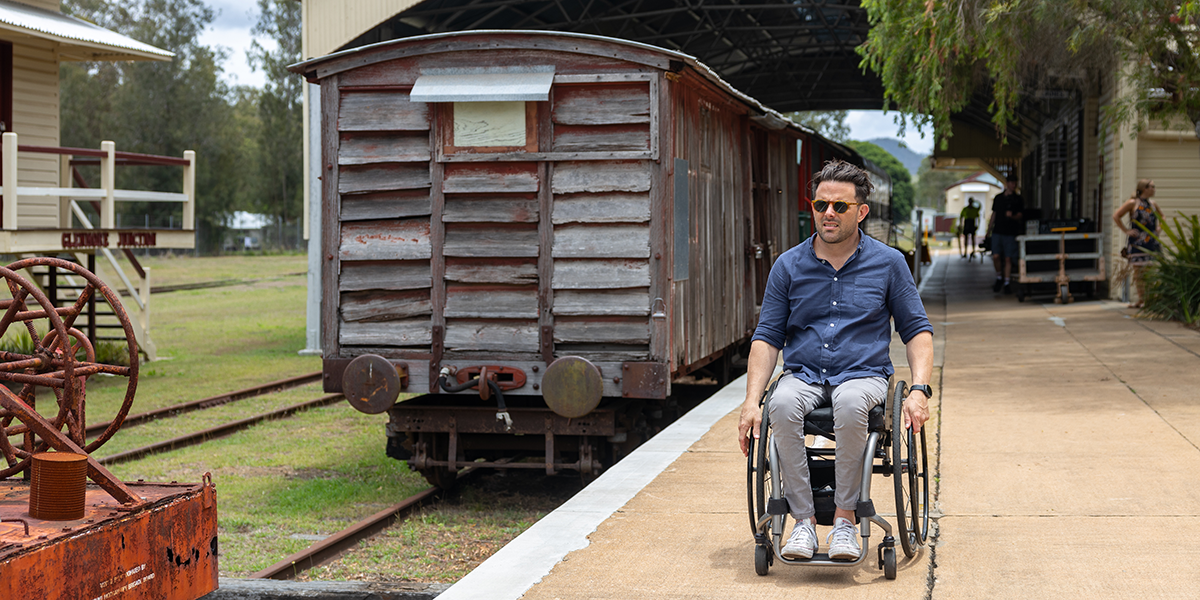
863,138,927,180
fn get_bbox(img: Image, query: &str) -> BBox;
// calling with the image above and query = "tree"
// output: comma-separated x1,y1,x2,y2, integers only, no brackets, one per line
248,0,303,248
61,0,257,252
858,0,1200,153
845,140,914,222
912,161,962,213
786,110,851,142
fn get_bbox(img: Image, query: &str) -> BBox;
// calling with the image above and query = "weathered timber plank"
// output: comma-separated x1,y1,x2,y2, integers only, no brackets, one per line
444,225,538,257
552,125,650,153
554,319,650,344
341,290,432,322
552,259,650,289
339,163,431,194
552,224,650,258
339,260,432,291
551,161,651,194
339,318,432,347
553,85,651,125
550,347,649,362
340,220,432,261
444,287,538,319
341,190,431,221
444,321,539,352
339,132,430,164
553,289,650,316
443,163,539,193
444,259,538,284
552,193,650,224
338,92,429,131
443,196,538,223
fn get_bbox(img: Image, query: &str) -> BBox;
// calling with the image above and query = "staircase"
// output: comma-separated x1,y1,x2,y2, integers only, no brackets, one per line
21,251,156,361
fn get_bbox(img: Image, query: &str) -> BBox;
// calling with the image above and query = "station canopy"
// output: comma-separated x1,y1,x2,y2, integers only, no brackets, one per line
341,0,884,113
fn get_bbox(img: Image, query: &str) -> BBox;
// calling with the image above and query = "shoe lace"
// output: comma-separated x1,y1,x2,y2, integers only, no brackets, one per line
826,520,856,547
790,521,814,545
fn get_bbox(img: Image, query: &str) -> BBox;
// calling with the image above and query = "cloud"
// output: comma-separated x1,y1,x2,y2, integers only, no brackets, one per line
845,110,934,156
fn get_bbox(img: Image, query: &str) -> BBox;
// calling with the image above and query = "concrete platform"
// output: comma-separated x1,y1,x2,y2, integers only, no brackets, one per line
436,252,1200,599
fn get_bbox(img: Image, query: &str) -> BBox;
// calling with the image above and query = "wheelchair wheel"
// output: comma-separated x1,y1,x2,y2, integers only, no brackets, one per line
891,384,930,558
754,543,771,576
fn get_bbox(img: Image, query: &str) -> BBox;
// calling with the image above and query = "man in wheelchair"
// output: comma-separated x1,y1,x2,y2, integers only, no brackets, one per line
738,160,934,562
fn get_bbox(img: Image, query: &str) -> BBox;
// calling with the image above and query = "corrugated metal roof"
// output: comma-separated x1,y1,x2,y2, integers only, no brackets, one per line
0,0,172,61
410,67,554,102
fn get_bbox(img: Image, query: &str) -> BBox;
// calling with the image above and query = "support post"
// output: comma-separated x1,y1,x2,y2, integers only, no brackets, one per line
100,141,115,229
183,150,195,230
59,154,72,228
2,132,17,230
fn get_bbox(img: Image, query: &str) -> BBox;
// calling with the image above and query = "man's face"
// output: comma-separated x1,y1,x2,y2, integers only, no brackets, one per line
1005,180,1017,193
812,181,868,246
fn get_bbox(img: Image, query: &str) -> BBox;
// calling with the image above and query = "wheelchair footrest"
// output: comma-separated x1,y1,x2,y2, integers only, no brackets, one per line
767,498,789,516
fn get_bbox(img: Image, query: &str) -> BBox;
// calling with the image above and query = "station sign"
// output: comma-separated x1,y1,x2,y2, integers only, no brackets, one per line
62,231,158,249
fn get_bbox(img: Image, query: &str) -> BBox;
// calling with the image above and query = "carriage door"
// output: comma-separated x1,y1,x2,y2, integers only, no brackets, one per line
750,129,772,303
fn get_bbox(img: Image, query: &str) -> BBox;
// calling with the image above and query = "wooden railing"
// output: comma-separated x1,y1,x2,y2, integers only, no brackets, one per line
0,132,194,231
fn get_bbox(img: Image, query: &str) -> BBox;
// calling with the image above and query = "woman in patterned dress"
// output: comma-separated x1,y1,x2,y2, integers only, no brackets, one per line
1111,179,1162,309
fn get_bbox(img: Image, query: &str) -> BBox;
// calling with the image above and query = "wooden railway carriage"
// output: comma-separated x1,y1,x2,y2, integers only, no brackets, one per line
291,30,807,484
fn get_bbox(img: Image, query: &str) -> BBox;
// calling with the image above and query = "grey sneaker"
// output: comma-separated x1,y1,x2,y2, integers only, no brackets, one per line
826,517,860,560
781,519,818,559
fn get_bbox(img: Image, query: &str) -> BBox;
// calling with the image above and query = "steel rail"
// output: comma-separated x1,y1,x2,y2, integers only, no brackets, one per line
96,393,343,466
85,371,322,438
250,486,441,580
248,459,503,581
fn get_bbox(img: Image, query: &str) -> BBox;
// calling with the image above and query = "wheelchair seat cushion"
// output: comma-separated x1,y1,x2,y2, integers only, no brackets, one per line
803,403,885,439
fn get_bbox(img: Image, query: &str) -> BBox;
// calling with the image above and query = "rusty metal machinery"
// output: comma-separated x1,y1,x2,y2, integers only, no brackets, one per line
0,257,218,600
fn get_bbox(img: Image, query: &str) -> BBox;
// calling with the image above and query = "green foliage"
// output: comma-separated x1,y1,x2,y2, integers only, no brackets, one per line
858,0,1200,147
844,140,914,221
1142,215,1200,325
0,332,129,366
912,160,963,212
248,0,304,227
785,110,851,142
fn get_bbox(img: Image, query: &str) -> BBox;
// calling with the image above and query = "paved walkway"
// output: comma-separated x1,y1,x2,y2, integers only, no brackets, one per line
438,252,1200,599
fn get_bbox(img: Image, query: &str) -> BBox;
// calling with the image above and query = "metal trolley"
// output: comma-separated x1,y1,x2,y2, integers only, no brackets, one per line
746,378,929,579
1014,232,1105,304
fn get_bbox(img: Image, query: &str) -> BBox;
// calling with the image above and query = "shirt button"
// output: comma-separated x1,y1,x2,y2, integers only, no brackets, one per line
824,344,829,348
822,368,827,373
834,277,838,281
829,323,834,327
832,301,837,305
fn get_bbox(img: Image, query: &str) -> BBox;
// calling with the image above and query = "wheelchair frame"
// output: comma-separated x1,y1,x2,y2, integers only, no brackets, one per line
746,377,929,579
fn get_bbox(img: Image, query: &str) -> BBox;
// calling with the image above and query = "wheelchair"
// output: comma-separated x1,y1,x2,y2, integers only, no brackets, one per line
746,376,929,579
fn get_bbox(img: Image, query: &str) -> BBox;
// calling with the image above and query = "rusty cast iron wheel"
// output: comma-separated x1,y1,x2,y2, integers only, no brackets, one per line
0,258,139,478
343,354,401,414
541,356,604,419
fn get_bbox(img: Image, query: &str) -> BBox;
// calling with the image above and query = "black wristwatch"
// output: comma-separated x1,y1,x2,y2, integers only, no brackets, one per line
909,384,932,399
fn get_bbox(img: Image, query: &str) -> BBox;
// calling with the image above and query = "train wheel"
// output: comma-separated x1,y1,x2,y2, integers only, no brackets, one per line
0,258,138,479
414,432,458,489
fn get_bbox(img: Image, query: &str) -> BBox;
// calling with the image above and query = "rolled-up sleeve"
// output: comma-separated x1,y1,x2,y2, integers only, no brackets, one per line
752,255,791,350
887,255,932,344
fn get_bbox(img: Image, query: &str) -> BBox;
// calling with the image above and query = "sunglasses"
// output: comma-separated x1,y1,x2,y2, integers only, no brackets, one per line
812,200,862,214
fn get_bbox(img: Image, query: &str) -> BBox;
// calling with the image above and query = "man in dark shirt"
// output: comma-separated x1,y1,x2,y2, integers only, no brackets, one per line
737,160,934,562
989,177,1025,293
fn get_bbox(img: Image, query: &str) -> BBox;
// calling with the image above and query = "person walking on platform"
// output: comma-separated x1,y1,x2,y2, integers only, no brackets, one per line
1112,179,1162,309
959,199,981,261
737,160,934,562
988,176,1024,294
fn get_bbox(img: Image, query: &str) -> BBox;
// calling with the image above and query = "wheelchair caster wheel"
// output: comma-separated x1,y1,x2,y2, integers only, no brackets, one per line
754,543,771,576
881,545,896,580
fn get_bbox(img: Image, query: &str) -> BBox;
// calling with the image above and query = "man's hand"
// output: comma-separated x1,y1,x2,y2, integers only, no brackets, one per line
901,391,929,434
738,399,762,457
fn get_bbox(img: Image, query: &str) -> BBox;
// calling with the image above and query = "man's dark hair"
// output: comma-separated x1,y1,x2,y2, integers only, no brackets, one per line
812,160,873,202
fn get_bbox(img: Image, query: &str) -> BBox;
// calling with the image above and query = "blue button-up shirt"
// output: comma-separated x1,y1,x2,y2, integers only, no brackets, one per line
751,233,932,385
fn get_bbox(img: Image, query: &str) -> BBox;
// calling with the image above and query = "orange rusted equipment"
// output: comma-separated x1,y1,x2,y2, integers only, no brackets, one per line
0,258,218,599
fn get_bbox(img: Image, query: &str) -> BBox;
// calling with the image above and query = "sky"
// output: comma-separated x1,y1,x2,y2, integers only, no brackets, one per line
198,0,270,89
845,110,934,156
196,1,936,156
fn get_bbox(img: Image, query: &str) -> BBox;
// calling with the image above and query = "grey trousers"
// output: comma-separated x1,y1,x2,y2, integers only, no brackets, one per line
768,374,888,520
